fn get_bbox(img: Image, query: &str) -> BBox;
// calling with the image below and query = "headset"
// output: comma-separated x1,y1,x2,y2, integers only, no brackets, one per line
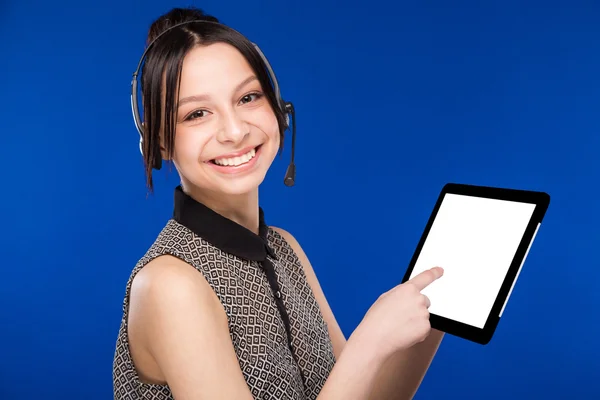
130,20,297,186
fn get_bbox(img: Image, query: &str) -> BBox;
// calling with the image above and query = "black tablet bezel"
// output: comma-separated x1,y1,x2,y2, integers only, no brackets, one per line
401,183,550,345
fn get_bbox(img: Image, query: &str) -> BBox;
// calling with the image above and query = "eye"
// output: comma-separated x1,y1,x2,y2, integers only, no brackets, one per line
239,92,263,105
185,109,209,121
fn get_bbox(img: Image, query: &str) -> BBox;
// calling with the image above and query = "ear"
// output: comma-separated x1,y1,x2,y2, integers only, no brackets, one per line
159,133,171,161
160,146,170,161
142,122,171,161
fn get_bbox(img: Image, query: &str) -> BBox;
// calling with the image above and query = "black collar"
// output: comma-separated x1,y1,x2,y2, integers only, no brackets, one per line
172,185,276,261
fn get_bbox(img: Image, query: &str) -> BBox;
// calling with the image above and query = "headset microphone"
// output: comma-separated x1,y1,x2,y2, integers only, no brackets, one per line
283,102,296,187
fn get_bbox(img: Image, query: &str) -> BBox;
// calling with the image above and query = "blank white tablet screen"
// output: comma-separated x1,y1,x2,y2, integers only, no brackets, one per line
409,194,536,329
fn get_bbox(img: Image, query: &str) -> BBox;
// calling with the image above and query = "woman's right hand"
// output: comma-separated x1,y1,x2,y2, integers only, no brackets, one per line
354,267,444,358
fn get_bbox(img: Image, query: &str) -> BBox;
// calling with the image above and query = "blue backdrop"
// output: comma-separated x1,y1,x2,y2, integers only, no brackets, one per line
1,0,598,398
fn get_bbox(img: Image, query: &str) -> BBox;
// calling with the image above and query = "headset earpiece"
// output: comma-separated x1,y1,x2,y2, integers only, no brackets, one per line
284,103,291,127
138,122,144,156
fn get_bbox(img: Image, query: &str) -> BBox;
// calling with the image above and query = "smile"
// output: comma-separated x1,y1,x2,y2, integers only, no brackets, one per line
212,146,258,167
207,145,263,175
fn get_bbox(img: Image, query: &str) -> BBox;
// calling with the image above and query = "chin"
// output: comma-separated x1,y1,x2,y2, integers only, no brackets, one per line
216,173,268,196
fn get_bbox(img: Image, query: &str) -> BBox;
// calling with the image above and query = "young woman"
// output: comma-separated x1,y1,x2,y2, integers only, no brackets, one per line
113,6,445,400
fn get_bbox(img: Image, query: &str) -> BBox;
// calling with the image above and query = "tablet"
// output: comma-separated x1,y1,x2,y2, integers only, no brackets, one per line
401,183,550,345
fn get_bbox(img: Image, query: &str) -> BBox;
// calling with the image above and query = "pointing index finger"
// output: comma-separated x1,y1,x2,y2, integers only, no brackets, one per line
408,267,444,291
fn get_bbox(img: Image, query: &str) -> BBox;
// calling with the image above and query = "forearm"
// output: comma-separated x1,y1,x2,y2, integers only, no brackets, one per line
368,329,445,400
317,327,388,400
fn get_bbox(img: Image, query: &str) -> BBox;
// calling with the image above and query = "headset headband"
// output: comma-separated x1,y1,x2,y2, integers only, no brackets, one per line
130,19,296,186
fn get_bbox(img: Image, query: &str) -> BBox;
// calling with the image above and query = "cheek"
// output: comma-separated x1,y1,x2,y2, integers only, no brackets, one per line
275,120,284,149
266,114,281,143
254,105,280,139
173,129,208,164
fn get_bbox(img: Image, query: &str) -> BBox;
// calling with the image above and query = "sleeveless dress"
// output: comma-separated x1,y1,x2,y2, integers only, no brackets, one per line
113,186,337,399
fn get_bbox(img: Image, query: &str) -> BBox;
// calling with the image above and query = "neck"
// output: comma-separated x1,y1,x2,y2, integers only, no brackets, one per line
180,183,260,235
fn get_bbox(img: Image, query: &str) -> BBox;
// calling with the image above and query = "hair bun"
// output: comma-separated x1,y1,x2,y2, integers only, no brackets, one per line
147,6,219,44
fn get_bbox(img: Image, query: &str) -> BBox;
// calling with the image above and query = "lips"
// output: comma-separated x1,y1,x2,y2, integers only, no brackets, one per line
211,146,258,167
206,144,263,175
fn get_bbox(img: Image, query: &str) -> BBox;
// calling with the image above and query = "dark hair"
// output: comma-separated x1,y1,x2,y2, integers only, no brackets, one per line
139,7,288,191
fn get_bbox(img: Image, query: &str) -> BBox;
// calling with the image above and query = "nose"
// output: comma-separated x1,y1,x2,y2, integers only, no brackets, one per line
216,107,249,144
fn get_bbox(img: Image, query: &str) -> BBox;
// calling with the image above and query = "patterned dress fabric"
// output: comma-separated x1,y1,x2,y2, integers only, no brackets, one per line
113,186,337,399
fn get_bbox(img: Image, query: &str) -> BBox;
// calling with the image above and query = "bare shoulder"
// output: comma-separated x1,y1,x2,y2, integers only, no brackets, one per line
130,254,217,308
127,255,224,380
270,226,348,357
128,255,224,349
127,254,254,399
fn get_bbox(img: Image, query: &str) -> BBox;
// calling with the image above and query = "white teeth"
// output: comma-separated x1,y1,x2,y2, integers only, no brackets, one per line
214,148,256,166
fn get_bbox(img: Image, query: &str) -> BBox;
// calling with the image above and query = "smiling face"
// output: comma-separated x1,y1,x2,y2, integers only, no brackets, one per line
168,42,281,197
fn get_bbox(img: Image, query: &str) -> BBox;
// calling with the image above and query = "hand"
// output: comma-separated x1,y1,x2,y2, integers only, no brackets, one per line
354,267,444,358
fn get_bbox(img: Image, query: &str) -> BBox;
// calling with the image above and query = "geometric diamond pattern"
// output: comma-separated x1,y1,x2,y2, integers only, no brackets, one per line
113,220,336,399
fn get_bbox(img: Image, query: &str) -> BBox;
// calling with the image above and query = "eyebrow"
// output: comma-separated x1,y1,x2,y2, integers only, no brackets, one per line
177,75,259,107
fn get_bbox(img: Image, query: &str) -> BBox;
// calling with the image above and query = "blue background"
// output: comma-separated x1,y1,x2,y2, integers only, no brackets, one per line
1,0,598,398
